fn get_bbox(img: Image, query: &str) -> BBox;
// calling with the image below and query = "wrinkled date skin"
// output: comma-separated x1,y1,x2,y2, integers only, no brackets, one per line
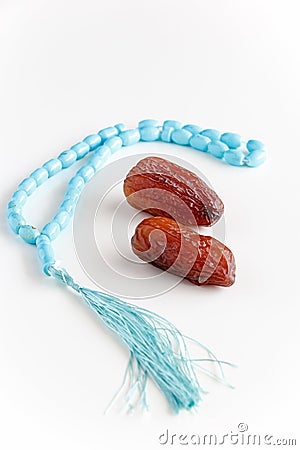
124,156,224,226
131,217,236,287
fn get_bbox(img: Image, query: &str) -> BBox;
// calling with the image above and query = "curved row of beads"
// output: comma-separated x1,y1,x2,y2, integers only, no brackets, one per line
7,119,266,275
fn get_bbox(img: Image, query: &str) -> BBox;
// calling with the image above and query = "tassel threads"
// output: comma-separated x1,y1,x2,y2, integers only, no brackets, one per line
49,265,232,413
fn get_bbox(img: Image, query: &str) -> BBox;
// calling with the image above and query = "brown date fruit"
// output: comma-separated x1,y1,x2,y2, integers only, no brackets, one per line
124,156,224,226
131,217,235,287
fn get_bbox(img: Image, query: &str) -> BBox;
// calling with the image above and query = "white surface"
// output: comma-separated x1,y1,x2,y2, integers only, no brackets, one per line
1,1,300,449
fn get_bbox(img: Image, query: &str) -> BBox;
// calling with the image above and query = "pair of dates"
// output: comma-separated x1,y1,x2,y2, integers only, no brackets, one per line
123,157,235,287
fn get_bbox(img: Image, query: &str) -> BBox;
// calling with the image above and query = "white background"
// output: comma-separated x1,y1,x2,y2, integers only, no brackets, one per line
1,1,300,449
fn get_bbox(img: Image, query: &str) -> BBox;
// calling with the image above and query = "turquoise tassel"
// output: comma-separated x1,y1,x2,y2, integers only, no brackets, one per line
49,265,233,414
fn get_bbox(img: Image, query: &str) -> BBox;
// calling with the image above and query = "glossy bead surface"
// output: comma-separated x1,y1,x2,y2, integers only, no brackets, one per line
89,155,104,172
105,136,123,153
36,234,56,275
94,144,111,161
53,211,70,230
224,150,245,166
64,187,81,203
138,119,159,128
140,126,160,141
163,120,182,130
11,190,28,207
77,165,95,183
98,126,118,141
160,126,174,143
189,134,210,152
71,142,90,160
201,129,221,141
58,150,77,168
245,150,266,167
119,129,140,146
18,177,37,196
171,129,192,145
207,141,229,158
83,134,102,150
43,159,63,177
30,168,48,186
246,140,265,152
69,175,85,191
42,222,60,241
182,124,202,135
60,200,75,215
19,225,40,244
114,123,126,133
8,213,26,234
6,202,22,217
220,132,241,149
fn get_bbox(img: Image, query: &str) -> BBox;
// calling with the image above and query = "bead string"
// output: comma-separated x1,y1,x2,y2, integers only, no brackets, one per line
7,119,266,276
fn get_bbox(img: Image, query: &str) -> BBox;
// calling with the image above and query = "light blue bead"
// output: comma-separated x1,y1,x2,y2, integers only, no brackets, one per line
98,126,118,141
119,129,140,146
200,129,221,141
36,234,56,275
18,177,37,195
42,222,60,241
138,119,160,128
94,144,111,161
140,126,160,141
53,210,70,230
60,200,75,215
105,136,123,153
220,132,241,149
6,201,22,217
182,124,202,135
19,225,40,244
114,123,126,133
77,165,95,183
224,150,245,166
58,150,77,168
163,120,182,129
161,126,174,143
207,141,229,158
246,140,265,152
64,187,81,203
8,213,26,234
189,134,211,152
30,168,48,186
83,134,102,150
43,159,63,177
71,142,90,160
245,150,266,167
69,175,85,191
89,155,103,172
171,129,192,146
11,190,28,207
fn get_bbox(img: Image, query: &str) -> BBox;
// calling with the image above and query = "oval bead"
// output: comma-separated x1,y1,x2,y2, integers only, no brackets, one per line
89,155,104,172
11,190,28,207
53,210,70,230
42,222,60,241
94,144,111,162
8,213,26,234
83,134,102,150
140,126,160,142
36,234,56,275
19,225,40,244
64,187,81,203
246,139,265,152
58,150,77,168
60,200,75,215
138,119,160,128
171,129,192,146
160,126,174,143
200,129,221,141
119,129,140,146
6,201,22,217
224,150,245,166
114,123,126,133
43,159,62,177
105,136,123,153
189,134,210,152
30,168,49,186
182,124,202,135
77,165,95,183
245,150,267,167
163,120,182,129
98,126,118,141
71,142,90,160
220,132,241,149
207,141,229,159
69,175,85,191
18,177,37,196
